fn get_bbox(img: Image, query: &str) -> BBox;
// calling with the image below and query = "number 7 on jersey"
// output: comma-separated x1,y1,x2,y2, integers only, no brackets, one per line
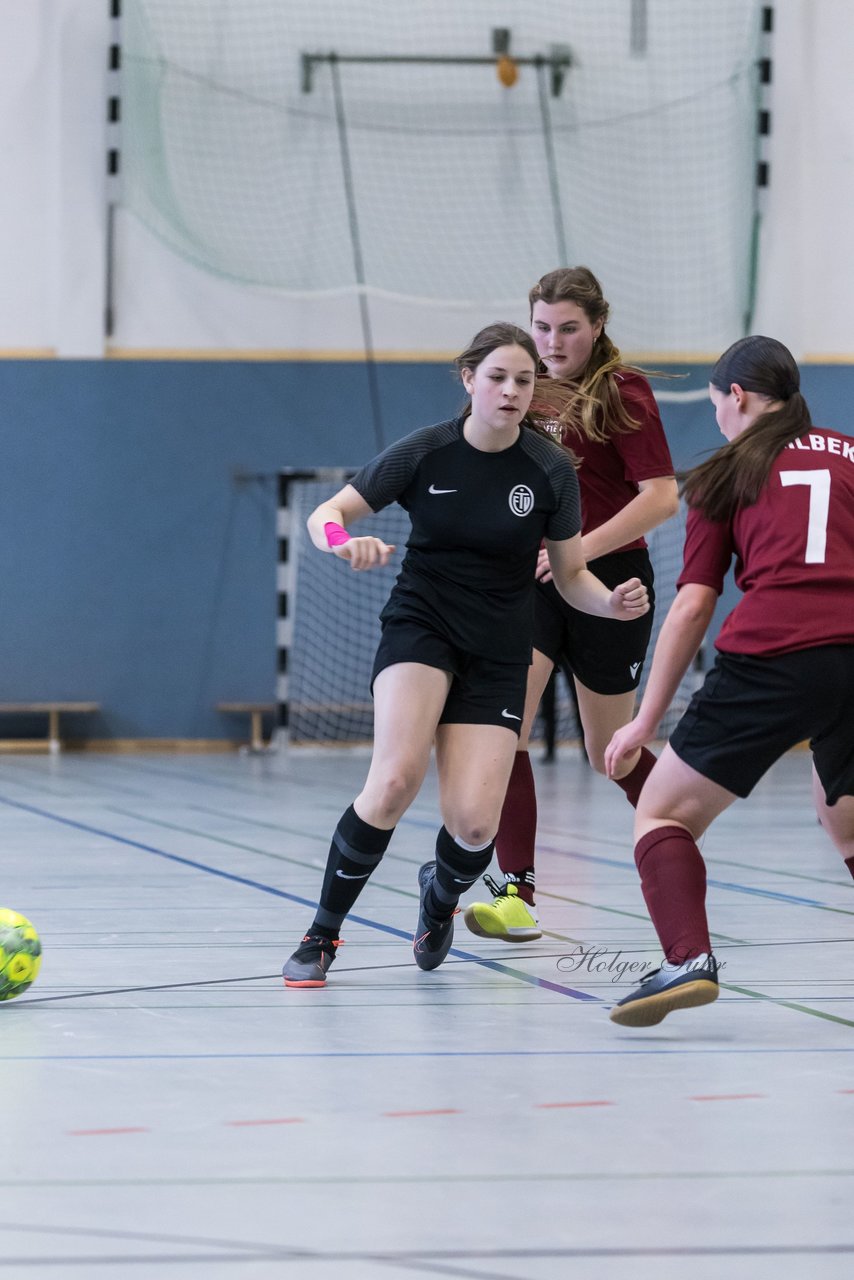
779,468,831,564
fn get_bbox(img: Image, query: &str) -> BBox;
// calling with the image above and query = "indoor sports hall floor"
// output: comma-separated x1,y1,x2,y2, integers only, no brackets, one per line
1,744,852,1278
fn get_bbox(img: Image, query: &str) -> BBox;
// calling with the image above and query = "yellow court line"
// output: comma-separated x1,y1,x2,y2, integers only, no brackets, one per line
104,347,461,362
0,348,57,359
97,349,854,367
4,347,854,366
105,347,719,364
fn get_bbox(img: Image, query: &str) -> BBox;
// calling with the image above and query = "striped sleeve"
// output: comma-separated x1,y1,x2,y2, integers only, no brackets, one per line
349,420,458,512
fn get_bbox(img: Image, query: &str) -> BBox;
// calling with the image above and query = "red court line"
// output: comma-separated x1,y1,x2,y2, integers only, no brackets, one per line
225,1117,305,1127
535,1100,616,1109
689,1094,767,1102
382,1108,462,1118
67,1086,853,1135
67,1127,150,1136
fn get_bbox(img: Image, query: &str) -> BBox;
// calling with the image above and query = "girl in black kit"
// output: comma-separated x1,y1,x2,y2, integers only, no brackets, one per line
283,323,649,988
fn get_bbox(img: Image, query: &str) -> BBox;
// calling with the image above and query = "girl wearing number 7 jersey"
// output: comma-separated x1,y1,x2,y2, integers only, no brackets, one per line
604,335,854,1028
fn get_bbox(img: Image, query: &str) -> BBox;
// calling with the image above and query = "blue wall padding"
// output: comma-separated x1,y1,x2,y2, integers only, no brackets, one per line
1,359,851,739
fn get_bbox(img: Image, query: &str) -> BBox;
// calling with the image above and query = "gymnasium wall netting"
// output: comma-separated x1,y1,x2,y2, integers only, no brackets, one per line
121,0,765,354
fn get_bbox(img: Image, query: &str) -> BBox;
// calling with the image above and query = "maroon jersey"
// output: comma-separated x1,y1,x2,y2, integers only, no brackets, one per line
678,428,854,655
542,370,674,550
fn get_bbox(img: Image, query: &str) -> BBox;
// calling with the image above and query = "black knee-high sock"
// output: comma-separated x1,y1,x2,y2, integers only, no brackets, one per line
311,804,394,938
428,826,494,919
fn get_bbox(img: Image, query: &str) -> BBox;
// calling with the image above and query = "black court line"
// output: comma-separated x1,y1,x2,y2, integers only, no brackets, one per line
0,792,596,1003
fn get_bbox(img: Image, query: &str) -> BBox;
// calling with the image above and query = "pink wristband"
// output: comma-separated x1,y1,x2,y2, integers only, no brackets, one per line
324,521,351,548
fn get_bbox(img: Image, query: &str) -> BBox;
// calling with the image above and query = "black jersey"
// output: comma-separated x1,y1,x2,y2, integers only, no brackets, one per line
350,416,581,663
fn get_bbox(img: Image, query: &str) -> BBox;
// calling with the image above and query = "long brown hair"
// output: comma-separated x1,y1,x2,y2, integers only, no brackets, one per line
528,266,657,444
681,335,812,523
454,322,574,453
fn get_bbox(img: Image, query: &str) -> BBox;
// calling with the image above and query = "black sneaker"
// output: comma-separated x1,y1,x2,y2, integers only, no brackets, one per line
413,862,458,971
609,953,719,1027
282,933,341,988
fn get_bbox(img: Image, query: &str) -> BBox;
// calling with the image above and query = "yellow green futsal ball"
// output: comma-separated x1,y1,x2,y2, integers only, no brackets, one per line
0,908,42,1001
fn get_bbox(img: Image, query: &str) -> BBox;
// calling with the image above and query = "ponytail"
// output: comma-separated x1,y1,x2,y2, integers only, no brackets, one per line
681,336,812,522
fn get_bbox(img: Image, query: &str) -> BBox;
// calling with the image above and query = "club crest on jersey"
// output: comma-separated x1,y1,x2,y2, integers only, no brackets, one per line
508,484,534,516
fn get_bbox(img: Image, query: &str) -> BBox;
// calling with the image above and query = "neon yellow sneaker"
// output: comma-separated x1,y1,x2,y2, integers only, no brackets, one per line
463,875,542,942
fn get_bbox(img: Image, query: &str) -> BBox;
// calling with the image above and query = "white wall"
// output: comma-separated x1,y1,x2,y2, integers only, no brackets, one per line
800,1,854,356
747,0,854,359
0,0,54,351
2,0,854,359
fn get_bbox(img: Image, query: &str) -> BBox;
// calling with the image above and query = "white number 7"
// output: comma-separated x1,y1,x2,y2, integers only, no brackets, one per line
779,469,831,564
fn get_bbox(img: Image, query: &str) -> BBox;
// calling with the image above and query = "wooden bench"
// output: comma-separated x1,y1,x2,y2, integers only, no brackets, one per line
0,702,101,753
216,702,277,753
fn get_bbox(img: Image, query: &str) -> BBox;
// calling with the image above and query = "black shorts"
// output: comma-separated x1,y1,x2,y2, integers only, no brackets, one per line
371,618,528,734
533,548,656,695
669,646,854,805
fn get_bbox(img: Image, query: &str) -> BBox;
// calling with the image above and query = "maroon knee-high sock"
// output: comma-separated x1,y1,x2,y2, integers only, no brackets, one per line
845,856,854,882
614,746,657,809
634,825,711,964
494,751,537,904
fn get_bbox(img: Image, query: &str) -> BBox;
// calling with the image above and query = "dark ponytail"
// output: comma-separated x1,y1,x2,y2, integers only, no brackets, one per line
681,336,812,523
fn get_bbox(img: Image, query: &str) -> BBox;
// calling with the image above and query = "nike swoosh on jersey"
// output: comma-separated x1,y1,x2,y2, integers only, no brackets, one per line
501,709,522,720
428,484,458,494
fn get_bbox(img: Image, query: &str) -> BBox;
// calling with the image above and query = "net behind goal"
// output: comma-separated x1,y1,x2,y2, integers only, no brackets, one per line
277,471,699,748
122,0,767,354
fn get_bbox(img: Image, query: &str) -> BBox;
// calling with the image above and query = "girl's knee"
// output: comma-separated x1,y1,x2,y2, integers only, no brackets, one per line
583,742,610,776
361,766,423,824
447,814,495,847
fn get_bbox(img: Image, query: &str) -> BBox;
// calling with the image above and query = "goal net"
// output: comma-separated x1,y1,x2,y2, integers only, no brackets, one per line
121,0,767,355
277,471,699,748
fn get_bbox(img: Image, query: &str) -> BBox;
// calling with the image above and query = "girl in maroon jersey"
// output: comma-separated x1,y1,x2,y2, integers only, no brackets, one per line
465,267,679,943
604,334,854,1027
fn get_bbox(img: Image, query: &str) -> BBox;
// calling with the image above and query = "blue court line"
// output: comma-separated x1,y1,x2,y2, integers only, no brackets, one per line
543,843,847,910
0,792,595,1003
5,752,451,834
32,751,449,834
0,757,149,801
4,1047,854,1060
5,791,848,1023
